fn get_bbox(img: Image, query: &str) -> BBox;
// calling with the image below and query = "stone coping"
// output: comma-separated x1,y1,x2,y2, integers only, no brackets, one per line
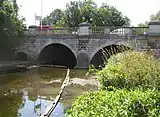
78,22,91,27
148,21,160,25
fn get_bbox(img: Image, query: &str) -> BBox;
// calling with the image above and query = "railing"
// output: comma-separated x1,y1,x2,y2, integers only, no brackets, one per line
24,27,149,37
91,27,149,35
24,27,78,36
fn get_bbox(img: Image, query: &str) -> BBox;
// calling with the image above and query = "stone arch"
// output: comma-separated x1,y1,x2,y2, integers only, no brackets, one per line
90,42,133,68
38,43,77,68
14,51,28,61
39,41,77,58
90,41,134,62
76,51,89,68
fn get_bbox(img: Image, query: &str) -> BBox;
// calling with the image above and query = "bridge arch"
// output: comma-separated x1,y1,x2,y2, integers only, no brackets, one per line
90,42,133,68
38,41,77,57
38,43,77,68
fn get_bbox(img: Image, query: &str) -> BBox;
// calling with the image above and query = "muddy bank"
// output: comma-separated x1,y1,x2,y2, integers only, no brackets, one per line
41,77,100,87
0,61,36,73
0,62,68,73
68,78,100,87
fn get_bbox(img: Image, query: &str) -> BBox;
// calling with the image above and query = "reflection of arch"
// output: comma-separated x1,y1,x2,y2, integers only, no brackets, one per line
90,44,132,68
15,52,28,61
76,52,89,68
38,43,77,68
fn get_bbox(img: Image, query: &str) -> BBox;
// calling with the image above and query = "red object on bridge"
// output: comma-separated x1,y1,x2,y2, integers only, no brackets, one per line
38,25,53,29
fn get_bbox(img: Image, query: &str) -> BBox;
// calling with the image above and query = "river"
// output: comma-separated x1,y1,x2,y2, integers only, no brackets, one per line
0,67,99,117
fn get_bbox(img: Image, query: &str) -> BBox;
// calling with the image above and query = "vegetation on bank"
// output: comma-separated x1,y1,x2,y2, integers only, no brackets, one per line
67,51,160,116
98,51,160,90
67,89,160,117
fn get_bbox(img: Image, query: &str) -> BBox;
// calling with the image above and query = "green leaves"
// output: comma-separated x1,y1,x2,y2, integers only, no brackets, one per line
42,0,130,27
97,51,160,90
42,9,64,26
68,51,160,116
67,89,160,117
0,0,24,56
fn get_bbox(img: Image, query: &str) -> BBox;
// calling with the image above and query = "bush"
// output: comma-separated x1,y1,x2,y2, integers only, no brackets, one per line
97,51,160,90
67,89,160,117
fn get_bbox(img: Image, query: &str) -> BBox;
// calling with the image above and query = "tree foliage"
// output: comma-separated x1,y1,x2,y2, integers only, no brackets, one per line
138,10,160,27
97,51,160,90
150,10,160,21
42,9,64,25
42,0,130,27
0,0,25,58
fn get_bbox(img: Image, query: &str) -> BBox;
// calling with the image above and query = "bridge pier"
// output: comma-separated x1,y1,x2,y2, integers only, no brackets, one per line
75,52,90,69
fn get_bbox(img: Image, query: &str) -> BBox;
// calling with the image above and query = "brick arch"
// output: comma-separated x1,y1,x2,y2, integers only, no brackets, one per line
89,41,134,63
38,41,77,59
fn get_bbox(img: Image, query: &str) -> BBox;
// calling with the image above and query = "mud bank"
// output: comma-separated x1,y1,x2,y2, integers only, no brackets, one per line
0,61,35,72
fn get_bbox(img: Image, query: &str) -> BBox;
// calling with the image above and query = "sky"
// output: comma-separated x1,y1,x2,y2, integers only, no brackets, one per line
17,0,160,27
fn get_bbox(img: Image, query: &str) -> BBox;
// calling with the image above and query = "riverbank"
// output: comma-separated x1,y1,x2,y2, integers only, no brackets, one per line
0,61,35,72
67,51,160,117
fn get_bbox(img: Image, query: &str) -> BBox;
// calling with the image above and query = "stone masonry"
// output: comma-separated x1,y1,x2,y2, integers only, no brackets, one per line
17,21,160,68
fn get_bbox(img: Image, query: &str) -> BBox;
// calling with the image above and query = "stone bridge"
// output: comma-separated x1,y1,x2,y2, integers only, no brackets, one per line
16,21,160,68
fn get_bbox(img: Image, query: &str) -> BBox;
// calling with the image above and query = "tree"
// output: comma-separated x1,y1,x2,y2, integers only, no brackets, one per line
42,0,130,27
79,0,97,24
150,10,160,21
0,0,24,59
94,3,130,27
64,1,83,27
138,22,148,27
42,9,64,25
138,10,160,27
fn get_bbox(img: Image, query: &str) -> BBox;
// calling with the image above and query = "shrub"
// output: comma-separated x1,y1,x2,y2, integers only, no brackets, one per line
67,89,160,117
97,51,160,90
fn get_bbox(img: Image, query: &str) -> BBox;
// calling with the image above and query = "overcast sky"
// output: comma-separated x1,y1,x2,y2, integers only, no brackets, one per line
17,0,160,27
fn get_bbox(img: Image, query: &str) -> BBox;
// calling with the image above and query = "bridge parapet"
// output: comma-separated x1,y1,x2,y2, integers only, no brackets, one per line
24,26,149,39
147,21,160,57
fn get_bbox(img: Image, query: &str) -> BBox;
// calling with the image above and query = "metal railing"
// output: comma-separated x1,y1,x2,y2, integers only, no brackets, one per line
24,27,149,37
91,27,149,35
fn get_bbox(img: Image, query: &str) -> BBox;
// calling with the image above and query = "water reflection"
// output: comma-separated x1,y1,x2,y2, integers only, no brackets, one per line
0,67,98,117
0,93,23,117
19,89,64,117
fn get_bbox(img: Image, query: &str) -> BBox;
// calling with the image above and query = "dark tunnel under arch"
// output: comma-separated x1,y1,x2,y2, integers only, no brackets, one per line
38,43,77,68
90,44,132,69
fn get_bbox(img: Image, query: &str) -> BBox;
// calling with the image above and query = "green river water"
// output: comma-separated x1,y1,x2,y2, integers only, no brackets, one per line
0,67,99,117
